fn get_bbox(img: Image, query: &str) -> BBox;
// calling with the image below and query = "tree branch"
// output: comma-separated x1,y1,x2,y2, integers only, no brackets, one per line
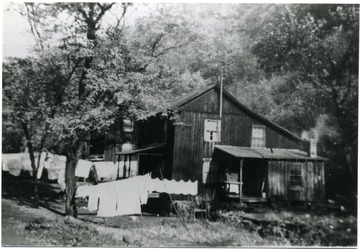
153,35,197,58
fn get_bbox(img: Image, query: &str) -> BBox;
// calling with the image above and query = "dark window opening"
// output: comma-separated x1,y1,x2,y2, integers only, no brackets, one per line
290,164,302,187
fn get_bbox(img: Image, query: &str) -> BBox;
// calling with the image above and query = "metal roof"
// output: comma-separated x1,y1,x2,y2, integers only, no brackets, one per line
116,143,166,155
215,145,327,161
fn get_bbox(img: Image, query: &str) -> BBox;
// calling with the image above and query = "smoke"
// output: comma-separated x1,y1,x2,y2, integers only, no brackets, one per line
301,114,339,142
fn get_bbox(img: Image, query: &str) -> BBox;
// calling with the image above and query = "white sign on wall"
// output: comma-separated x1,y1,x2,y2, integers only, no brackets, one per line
204,119,221,142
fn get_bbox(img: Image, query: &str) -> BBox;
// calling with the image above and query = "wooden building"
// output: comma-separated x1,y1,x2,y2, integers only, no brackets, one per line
117,85,326,203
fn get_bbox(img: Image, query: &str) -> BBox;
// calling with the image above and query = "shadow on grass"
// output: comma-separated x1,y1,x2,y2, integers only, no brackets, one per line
2,174,66,216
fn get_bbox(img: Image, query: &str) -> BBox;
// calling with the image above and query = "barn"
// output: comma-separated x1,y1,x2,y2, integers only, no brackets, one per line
116,84,326,204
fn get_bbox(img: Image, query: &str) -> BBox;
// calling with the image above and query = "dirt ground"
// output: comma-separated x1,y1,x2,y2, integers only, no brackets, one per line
2,176,357,247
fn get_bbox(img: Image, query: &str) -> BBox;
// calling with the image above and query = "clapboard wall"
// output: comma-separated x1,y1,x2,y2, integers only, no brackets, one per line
267,160,325,202
170,87,305,194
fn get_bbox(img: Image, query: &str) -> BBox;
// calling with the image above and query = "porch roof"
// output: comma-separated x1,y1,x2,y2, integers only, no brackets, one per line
214,145,327,161
116,143,166,155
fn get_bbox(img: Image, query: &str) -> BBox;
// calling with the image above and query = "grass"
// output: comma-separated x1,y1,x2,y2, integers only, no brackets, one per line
3,198,290,247
2,177,357,247
216,208,357,246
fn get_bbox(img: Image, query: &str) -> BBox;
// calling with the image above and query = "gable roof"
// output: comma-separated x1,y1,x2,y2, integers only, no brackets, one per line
172,84,216,107
172,84,303,142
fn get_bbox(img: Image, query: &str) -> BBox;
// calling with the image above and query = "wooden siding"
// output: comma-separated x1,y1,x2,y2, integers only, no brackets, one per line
178,88,302,148
267,160,325,202
104,146,117,162
136,87,323,200
171,88,305,195
180,88,244,115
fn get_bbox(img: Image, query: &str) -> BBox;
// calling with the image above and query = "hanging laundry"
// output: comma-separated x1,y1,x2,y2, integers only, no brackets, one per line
93,162,118,181
36,161,45,179
97,181,118,217
53,154,66,169
229,184,239,194
118,160,125,178
88,189,100,212
3,154,25,175
44,153,66,188
2,153,34,177
34,152,48,179
57,168,66,190
76,183,93,198
129,159,138,177
75,183,100,211
148,178,198,195
80,174,151,217
75,160,93,178
2,161,9,171
4,158,23,176
47,169,61,180
114,184,142,216
9,169,22,177
121,174,152,205
74,174,197,218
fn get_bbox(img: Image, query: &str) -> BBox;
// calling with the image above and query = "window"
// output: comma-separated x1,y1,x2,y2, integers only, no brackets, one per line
121,142,133,151
204,119,221,142
290,164,302,187
251,125,266,147
123,119,133,132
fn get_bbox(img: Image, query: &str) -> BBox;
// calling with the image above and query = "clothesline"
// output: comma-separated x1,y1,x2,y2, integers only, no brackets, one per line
2,152,66,189
76,175,198,217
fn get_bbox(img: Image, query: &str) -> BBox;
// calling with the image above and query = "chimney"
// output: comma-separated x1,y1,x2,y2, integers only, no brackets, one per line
309,139,317,158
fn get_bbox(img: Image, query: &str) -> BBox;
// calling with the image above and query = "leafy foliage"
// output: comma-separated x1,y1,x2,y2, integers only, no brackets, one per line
3,3,358,205
252,4,358,197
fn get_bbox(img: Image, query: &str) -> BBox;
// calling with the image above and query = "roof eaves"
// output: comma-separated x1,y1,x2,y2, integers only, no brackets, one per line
171,84,216,108
170,84,304,143
221,87,303,142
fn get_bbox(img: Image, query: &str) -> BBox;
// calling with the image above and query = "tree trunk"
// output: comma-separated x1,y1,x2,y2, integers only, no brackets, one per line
33,176,39,208
65,140,83,217
21,121,39,208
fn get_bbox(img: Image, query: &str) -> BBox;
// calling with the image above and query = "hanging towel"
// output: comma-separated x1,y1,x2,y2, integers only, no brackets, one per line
97,181,118,217
2,161,9,171
118,160,124,178
35,152,48,179
93,162,118,181
76,184,93,198
8,169,22,177
2,152,65,180
57,168,66,190
114,184,142,216
3,154,25,170
47,169,61,180
75,160,92,178
229,183,240,194
94,174,152,217
88,188,100,212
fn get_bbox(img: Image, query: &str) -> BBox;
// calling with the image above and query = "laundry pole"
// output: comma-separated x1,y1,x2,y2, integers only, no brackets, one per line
219,67,223,119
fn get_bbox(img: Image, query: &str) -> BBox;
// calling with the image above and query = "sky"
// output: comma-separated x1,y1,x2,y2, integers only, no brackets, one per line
1,2,153,59
2,2,35,58
2,1,358,59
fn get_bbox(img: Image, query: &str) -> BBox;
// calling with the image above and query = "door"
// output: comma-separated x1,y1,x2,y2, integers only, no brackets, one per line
242,159,266,197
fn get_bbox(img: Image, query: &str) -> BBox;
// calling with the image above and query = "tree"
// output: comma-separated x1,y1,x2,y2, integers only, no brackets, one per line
12,2,207,216
2,55,69,207
252,4,358,199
